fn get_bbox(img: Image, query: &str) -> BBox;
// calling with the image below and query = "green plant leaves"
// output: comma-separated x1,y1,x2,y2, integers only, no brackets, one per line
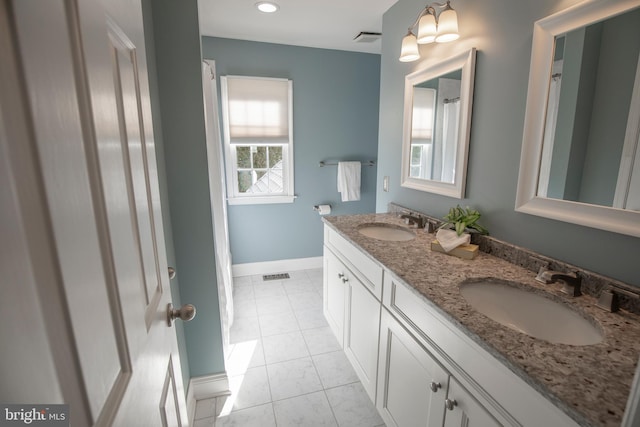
441,205,489,236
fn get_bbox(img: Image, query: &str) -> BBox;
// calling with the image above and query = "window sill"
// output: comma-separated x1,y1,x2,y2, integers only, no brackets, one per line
228,195,296,206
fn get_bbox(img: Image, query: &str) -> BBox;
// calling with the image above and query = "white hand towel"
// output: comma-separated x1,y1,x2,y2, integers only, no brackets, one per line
435,229,471,252
337,161,361,202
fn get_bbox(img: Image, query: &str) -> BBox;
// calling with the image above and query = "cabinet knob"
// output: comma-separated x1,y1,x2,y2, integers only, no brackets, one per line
338,273,345,279
445,398,457,411
429,381,441,393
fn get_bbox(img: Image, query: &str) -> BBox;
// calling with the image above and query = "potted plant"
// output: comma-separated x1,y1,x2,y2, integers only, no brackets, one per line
440,205,489,236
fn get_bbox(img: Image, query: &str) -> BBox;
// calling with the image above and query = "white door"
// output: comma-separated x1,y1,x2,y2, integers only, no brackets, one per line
202,60,234,360
376,309,449,427
1,1,189,425
324,248,347,345
344,275,380,401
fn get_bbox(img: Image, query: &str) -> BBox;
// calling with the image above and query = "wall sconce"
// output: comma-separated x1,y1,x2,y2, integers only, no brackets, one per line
399,1,460,62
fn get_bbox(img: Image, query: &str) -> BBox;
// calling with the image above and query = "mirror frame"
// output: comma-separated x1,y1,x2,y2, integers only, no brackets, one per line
516,0,640,238
401,48,476,198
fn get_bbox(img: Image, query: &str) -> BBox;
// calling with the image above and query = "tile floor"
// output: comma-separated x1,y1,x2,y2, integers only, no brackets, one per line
193,268,386,427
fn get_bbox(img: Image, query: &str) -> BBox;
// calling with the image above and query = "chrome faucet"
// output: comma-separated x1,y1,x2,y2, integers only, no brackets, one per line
399,214,425,229
535,267,582,297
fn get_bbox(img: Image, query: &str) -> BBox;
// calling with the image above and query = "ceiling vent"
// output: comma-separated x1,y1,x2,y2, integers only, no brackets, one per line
353,32,382,43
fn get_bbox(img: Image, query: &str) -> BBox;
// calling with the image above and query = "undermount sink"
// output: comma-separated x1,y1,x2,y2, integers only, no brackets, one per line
459,279,603,346
357,223,416,242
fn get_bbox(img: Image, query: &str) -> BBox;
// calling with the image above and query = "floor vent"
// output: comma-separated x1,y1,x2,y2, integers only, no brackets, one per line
263,273,290,281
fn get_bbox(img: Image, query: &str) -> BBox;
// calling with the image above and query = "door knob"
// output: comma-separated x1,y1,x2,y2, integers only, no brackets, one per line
168,267,176,279
167,303,196,326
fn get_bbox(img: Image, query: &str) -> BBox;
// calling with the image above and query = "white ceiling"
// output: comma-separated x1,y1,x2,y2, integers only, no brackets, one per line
198,0,399,54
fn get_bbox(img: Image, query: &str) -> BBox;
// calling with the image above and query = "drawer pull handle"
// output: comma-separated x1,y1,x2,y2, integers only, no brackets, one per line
445,398,457,411
429,382,441,393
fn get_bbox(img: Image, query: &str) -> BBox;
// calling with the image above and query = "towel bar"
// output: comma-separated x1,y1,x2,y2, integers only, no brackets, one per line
319,161,376,167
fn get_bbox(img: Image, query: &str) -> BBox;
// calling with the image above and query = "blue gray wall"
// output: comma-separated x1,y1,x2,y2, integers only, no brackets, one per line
141,0,191,391
201,38,380,265
377,0,640,286
150,0,225,378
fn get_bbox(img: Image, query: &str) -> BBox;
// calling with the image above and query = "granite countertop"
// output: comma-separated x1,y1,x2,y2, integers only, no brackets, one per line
323,213,640,427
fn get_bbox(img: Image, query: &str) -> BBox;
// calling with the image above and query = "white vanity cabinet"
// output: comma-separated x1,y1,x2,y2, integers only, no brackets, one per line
377,308,501,427
323,227,383,400
323,224,580,427
376,309,449,427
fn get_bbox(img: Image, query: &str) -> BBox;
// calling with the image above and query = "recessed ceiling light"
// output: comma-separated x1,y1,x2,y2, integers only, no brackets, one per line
255,1,279,13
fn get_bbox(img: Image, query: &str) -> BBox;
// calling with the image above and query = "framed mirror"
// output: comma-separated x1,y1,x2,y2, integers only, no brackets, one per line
516,0,640,237
401,48,476,198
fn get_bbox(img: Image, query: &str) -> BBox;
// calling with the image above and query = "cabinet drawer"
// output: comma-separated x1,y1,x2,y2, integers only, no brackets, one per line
325,226,383,300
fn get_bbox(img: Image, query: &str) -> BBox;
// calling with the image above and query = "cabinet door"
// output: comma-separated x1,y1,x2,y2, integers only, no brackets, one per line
345,275,381,401
443,377,501,427
377,309,449,427
324,247,347,345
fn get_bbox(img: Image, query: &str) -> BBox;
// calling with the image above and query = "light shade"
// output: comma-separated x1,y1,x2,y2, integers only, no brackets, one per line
417,11,437,44
435,4,459,43
399,31,420,62
255,1,279,13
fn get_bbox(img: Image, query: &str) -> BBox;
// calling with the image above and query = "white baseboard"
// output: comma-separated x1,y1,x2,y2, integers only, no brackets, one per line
187,373,230,423
232,256,323,277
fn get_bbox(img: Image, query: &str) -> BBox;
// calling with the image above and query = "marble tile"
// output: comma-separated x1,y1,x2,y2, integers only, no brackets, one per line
283,278,317,295
262,331,309,364
286,270,309,281
273,391,338,427
325,382,384,427
233,298,258,319
305,268,324,281
225,340,265,376
227,366,271,411
194,397,216,420
258,310,300,337
193,417,214,427
302,326,341,355
294,307,329,330
229,316,260,344
313,351,359,389
288,291,322,311
232,284,254,301
253,281,286,299
249,274,266,284
255,295,292,316
214,403,276,427
266,357,323,401
232,276,252,287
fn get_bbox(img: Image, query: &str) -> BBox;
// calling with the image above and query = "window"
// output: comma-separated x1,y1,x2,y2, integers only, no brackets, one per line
220,76,294,204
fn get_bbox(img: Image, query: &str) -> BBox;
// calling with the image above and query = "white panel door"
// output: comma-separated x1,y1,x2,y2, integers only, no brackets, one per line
2,0,188,425
324,248,347,345
344,275,380,401
376,309,449,427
